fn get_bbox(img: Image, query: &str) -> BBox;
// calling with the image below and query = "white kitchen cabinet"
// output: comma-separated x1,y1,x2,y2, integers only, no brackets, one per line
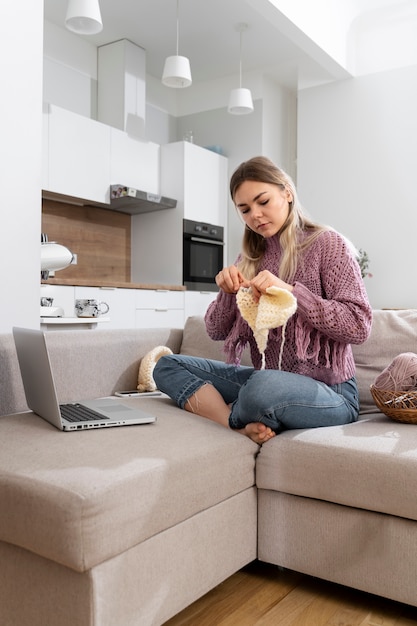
135,308,184,329
44,104,111,204
184,290,218,321
160,142,228,227
40,286,186,330
110,128,160,193
135,289,185,329
74,286,136,329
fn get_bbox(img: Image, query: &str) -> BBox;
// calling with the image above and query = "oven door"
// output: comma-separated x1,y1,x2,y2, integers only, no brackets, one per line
183,234,224,291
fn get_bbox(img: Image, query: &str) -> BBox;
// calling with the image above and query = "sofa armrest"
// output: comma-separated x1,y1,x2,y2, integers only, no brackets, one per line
0,334,28,416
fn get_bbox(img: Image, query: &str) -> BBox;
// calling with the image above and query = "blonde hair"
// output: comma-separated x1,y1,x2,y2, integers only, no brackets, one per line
230,156,328,282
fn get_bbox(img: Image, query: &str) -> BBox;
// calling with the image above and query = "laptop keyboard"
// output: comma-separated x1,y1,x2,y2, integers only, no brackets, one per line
60,403,109,422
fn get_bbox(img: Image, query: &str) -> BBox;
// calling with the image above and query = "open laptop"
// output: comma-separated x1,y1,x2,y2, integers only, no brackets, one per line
12,327,156,431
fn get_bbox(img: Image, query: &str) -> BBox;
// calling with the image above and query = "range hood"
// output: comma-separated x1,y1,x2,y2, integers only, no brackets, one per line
110,185,177,215
41,186,177,216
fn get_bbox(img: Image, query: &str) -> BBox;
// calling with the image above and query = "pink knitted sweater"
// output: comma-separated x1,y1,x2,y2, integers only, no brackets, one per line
205,229,373,385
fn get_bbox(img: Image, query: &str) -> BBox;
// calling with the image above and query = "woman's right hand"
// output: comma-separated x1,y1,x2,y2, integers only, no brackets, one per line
216,265,248,294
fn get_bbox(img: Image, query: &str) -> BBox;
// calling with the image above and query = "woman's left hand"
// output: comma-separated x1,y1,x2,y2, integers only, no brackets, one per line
249,270,294,302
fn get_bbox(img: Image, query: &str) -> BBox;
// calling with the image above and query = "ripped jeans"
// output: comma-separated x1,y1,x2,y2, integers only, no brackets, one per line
153,354,360,433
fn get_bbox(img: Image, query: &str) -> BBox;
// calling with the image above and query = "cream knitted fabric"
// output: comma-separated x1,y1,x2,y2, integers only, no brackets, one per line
236,286,297,369
137,346,173,392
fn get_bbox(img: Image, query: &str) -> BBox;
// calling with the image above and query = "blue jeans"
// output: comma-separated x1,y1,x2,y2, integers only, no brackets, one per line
153,355,359,433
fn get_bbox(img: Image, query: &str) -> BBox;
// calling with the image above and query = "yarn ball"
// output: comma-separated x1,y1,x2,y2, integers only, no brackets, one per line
373,352,417,392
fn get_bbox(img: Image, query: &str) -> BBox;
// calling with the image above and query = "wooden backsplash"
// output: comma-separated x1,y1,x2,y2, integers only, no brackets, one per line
42,199,131,282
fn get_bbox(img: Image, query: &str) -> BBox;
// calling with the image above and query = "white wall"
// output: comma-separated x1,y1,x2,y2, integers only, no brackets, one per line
348,2,417,76
297,64,417,309
259,0,417,79
259,0,353,69
261,75,297,182
43,21,98,119
0,1,43,333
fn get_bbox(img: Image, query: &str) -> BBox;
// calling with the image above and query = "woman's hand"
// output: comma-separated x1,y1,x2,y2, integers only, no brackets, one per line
249,270,294,302
216,265,249,294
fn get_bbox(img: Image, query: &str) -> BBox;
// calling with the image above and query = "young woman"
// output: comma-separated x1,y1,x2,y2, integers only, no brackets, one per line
154,156,372,444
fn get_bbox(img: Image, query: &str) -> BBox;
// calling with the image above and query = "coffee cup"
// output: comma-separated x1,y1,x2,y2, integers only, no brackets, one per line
75,299,109,318
40,297,54,307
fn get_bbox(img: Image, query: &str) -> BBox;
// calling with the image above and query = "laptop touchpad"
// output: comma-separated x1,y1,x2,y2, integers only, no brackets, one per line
99,404,132,412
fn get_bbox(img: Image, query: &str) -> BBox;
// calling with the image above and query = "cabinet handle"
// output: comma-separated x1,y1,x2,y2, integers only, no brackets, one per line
155,308,168,312
190,236,224,246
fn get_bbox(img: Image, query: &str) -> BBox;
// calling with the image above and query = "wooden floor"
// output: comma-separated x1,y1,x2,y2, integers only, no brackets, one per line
164,560,417,626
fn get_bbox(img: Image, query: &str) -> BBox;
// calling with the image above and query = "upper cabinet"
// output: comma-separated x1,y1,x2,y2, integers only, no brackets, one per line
110,128,159,193
161,142,228,227
43,104,111,204
42,104,161,205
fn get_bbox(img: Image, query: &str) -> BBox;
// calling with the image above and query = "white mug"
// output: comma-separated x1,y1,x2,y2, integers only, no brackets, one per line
75,299,109,318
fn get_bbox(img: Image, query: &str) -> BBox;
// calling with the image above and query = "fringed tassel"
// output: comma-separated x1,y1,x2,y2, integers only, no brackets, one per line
307,332,321,364
224,336,246,366
278,322,288,370
295,318,345,371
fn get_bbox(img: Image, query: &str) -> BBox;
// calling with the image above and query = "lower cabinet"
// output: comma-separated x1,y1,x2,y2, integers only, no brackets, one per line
135,308,184,329
75,287,136,329
135,290,185,329
184,291,218,320
40,286,219,330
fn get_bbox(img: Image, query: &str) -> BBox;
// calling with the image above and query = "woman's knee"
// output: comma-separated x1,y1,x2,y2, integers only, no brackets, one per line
153,354,176,386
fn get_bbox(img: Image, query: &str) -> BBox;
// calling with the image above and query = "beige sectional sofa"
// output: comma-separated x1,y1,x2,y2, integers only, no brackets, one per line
1,309,417,625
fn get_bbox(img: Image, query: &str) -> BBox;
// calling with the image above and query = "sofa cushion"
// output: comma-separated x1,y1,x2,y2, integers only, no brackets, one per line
256,415,417,522
352,309,417,413
45,328,184,404
0,402,257,572
181,315,252,365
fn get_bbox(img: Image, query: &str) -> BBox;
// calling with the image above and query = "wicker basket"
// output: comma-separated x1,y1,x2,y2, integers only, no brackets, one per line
370,385,417,424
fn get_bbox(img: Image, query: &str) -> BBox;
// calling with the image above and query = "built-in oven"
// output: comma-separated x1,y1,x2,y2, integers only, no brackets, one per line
183,219,224,291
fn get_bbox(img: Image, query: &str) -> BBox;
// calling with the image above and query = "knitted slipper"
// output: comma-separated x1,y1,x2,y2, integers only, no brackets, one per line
237,285,297,369
137,345,173,392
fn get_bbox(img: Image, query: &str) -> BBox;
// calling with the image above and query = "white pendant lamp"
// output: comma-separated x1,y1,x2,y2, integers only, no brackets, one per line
228,23,254,115
162,0,192,88
65,0,103,35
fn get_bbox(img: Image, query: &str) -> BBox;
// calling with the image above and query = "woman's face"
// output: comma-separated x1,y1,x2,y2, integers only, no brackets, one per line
233,180,293,238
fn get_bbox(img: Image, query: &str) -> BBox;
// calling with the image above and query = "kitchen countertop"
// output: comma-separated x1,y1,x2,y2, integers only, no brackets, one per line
42,278,186,291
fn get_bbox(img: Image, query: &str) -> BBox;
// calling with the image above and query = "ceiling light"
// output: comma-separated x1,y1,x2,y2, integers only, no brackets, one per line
162,0,192,88
228,23,254,115
65,0,103,35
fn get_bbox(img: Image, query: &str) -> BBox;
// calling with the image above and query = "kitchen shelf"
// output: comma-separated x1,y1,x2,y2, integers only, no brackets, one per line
40,317,110,331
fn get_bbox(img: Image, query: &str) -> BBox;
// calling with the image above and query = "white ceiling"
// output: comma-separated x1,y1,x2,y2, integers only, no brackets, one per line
43,0,411,90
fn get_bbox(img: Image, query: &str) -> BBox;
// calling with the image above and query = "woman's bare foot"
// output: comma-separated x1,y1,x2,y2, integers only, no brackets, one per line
184,390,275,445
238,422,276,444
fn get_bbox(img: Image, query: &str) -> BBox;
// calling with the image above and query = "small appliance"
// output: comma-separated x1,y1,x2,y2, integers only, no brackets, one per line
40,233,74,317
